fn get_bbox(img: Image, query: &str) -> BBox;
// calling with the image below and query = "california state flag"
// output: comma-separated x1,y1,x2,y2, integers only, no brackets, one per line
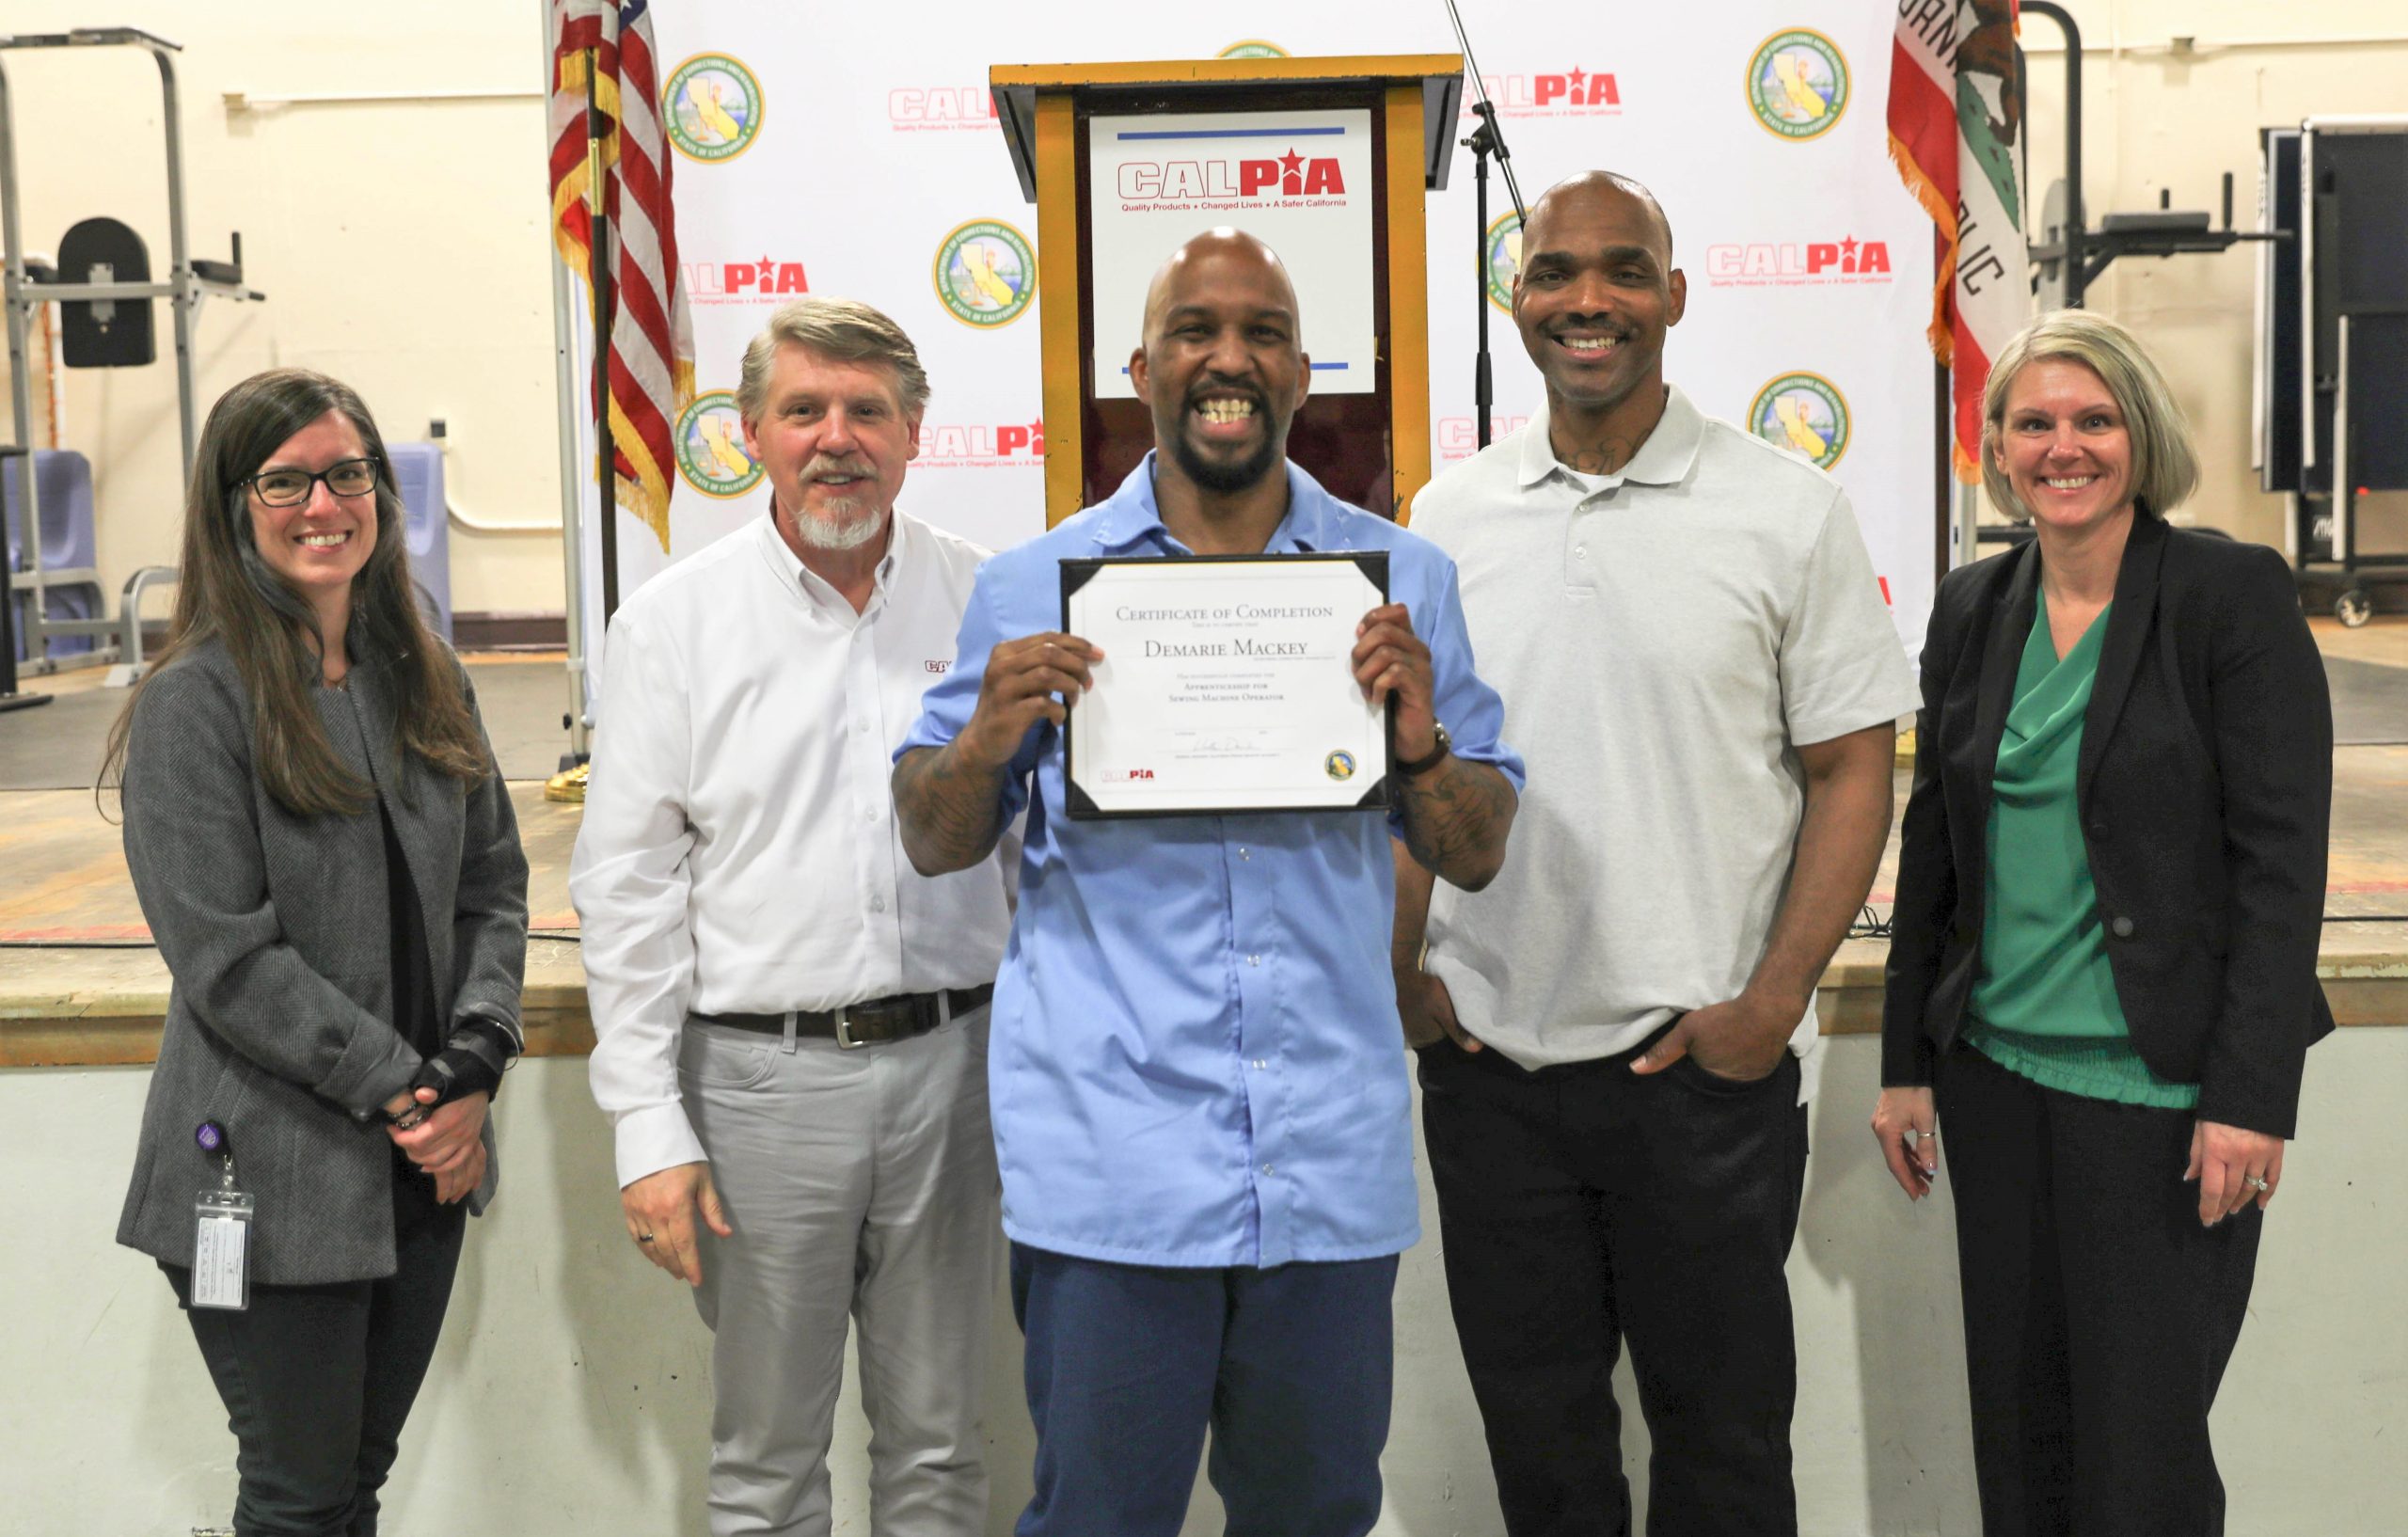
1889,1,2032,481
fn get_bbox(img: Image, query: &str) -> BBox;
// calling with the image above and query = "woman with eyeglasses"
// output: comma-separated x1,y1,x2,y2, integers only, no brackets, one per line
104,368,528,1537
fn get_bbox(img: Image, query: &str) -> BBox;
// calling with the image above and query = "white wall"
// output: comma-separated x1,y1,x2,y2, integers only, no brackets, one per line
0,2,565,618
12,1032,2404,1536
2020,2,2408,547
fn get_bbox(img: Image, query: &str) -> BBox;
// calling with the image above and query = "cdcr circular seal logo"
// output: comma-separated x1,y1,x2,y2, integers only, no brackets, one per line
1485,213,1523,313
935,219,1036,329
663,54,764,163
1218,40,1289,59
1324,750,1357,783
1751,372,1851,469
673,390,763,498
1747,29,1848,141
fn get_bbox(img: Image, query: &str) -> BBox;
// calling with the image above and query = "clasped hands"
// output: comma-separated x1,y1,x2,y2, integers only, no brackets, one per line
381,1085,490,1204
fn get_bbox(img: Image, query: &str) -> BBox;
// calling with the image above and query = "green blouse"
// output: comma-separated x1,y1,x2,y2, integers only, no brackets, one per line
1966,590,2199,1108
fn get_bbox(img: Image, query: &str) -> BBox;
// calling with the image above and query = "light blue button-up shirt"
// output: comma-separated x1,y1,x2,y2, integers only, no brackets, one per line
900,455,1523,1267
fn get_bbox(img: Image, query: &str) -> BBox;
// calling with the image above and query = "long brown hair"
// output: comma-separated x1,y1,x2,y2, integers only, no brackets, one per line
103,369,489,816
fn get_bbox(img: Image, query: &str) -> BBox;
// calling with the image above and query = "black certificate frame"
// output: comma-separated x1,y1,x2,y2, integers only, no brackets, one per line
1058,551,1394,819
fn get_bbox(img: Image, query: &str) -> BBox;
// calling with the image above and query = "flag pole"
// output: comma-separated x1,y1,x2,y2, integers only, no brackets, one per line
585,57,621,623
543,0,591,775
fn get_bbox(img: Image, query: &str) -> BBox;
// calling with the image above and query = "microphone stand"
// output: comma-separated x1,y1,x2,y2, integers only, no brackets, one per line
1445,0,1527,450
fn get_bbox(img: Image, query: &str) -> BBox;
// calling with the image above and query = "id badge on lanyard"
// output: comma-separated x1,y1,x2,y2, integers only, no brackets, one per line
191,1120,255,1311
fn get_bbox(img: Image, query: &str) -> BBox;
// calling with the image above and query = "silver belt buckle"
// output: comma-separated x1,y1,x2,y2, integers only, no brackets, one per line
834,1005,865,1050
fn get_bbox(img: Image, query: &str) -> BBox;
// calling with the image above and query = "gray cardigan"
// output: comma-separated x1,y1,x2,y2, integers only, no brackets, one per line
116,638,529,1284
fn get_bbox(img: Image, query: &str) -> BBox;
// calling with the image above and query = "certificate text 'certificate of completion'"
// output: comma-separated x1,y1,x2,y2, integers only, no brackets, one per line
1061,554,1390,817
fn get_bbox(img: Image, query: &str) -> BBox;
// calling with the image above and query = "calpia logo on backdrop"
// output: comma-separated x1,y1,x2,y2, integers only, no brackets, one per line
685,256,810,307
1436,414,1535,464
1748,29,1847,140
674,390,763,498
935,219,1036,328
663,55,764,163
1465,69,1622,119
916,420,1046,468
889,86,998,134
1750,372,1851,469
1485,214,1523,312
1704,236,1893,288
1115,147,1349,208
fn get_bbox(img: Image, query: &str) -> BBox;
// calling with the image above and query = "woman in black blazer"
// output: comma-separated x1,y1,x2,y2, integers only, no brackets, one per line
1873,311,2332,1534
104,370,528,1537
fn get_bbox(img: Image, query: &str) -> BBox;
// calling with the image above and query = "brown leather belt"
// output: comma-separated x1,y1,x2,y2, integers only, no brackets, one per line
692,985,992,1050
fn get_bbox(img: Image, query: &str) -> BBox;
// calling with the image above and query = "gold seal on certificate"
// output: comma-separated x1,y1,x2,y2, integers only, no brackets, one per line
1060,553,1391,817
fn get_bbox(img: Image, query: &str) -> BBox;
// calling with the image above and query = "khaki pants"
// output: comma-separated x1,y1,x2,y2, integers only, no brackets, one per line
681,1006,1000,1537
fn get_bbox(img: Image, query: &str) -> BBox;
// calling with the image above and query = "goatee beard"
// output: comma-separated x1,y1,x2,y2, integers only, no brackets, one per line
787,499,887,552
1171,431,1280,494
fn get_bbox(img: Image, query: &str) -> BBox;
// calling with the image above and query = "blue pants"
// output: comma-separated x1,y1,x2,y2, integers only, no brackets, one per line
1009,1243,1399,1537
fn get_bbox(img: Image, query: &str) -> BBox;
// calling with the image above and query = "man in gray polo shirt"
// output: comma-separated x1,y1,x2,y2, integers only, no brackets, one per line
1396,170,1917,1536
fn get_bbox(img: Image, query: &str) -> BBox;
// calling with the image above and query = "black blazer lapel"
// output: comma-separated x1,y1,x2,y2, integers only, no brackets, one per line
1970,540,2040,814
2078,514,2169,806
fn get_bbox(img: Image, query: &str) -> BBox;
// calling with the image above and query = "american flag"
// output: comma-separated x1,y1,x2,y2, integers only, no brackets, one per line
1888,1,2031,480
548,0,693,551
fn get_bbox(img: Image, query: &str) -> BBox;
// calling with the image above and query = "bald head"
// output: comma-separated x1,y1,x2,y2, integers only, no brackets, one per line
1509,170,1685,419
1142,229,1300,341
1129,228,1309,497
1522,170,1673,264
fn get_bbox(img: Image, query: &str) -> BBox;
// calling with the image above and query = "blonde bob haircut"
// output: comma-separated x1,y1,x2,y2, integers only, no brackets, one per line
1980,309,2199,523
736,295,931,426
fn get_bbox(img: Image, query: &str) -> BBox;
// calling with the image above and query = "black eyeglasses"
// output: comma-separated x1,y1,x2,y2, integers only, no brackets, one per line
238,457,380,507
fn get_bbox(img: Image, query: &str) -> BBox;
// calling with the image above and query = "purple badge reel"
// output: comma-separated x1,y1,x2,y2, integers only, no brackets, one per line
191,1120,255,1311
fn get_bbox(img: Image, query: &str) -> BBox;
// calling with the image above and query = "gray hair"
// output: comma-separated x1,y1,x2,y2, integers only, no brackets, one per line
1980,309,2198,523
736,296,930,425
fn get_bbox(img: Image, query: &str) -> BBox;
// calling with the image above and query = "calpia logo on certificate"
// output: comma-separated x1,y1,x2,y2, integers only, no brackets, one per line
1060,554,1392,819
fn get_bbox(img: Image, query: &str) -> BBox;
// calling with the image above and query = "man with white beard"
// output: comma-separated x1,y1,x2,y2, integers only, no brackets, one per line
574,297,1012,1537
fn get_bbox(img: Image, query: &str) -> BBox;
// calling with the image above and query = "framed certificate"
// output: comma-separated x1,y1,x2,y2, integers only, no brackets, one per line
1059,553,1392,817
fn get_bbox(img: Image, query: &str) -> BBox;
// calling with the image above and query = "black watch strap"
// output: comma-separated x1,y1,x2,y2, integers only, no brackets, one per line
1395,722,1452,778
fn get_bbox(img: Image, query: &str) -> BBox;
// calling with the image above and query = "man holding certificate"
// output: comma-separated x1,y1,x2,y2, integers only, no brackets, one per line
894,230,1523,1536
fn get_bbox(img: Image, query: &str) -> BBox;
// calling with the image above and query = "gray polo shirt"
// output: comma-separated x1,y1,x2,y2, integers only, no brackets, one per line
1407,386,1919,1099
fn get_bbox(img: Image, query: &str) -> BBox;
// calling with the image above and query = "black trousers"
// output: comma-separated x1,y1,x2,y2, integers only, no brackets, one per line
1418,1028,1810,1537
1939,1041,2261,1537
164,1166,467,1537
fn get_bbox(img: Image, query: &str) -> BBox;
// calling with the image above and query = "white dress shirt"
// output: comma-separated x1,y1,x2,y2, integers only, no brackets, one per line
574,511,1012,1186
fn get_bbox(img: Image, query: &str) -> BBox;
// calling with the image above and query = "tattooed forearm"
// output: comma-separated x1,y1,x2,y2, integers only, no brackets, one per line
1397,757,1517,891
893,745,1010,876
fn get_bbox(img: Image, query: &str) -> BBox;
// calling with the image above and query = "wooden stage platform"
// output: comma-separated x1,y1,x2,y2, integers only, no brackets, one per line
8,636,2408,1067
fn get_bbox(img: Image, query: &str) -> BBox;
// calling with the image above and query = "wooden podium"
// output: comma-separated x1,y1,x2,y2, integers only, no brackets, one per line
990,55,1463,528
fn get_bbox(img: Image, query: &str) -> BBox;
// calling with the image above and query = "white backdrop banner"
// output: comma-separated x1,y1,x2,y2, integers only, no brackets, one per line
565,3,1939,715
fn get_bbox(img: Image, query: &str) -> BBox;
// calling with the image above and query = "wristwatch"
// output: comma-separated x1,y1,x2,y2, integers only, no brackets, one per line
1395,722,1452,778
